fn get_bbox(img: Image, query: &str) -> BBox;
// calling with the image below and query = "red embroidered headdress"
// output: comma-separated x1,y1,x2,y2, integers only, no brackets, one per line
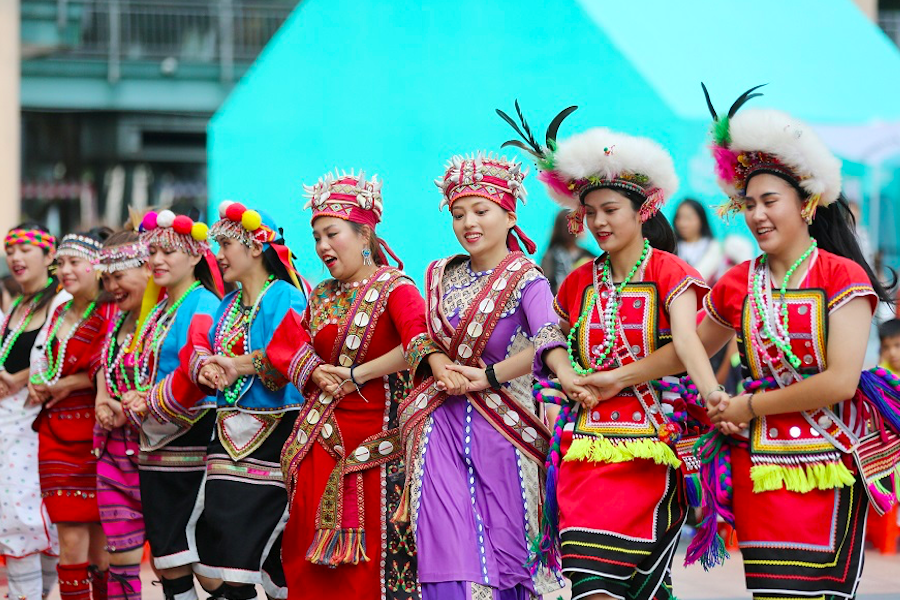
435,152,536,254
303,170,403,269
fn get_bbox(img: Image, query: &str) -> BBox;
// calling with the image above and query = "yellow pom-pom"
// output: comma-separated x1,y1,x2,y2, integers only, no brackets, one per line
241,209,262,231
191,222,209,241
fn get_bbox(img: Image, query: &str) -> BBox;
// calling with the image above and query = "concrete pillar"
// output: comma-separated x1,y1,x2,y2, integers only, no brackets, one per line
854,0,878,22
0,0,21,237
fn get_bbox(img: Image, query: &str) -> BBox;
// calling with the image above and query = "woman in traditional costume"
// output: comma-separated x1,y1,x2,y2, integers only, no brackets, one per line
581,87,899,600
258,170,466,600
0,223,65,600
30,229,112,600
93,230,151,600
504,109,726,600
119,210,224,600
187,203,308,600
395,152,565,600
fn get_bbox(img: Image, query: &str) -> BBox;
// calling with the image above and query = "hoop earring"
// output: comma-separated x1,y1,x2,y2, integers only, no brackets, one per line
362,247,373,266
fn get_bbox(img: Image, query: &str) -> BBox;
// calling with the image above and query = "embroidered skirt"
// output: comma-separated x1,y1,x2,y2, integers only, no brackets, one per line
36,400,100,523
557,432,687,600
140,409,214,568
731,444,867,599
96,425,144,552
193,411,296,592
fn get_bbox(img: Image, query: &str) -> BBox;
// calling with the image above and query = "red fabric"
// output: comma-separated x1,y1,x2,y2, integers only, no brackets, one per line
58,562,91,600
282,280,429,600
36,302,113,523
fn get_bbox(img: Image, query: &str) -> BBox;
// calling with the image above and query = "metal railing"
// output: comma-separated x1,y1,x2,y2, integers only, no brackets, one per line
879,10,900,49
32,0,294,81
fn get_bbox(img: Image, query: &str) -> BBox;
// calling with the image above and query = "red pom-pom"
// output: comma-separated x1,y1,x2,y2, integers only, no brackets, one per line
172,215,193,235
225,203,246,222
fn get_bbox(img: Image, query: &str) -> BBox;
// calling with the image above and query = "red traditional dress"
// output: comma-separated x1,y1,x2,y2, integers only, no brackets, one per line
553,249,707,600
271,266,438,600
702,249,877,598
34,300,113,522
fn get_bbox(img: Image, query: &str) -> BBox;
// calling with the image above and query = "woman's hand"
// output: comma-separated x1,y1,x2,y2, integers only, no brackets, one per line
27,381,50,406
311,365,346,397
573,369,625,403
0,370,26,398
709,392,750,435
558,369,598,409
444,364,490,392
121,390,148,416
199,363,226,390
106,398,127,429
316,365,356,397
427,354,468,396
203,355,241,389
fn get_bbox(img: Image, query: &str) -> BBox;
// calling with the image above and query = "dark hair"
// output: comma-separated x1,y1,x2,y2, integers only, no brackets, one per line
8,221,59,312
878,319,900,343
70,226,113,303
548,210,577,249
673,198,713,242
619,189,677,253
349,222,387,266
748,171,895,304
194,254,228,298
104,229,140,248
260,228,300,287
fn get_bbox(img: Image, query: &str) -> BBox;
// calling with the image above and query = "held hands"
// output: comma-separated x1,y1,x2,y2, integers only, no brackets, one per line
198,362,227,390
427,353,468,396
202,355,241,390
121,390,148,416
96,396,126,430
27,381,51,406
444,364,490,392
0,370,24,398
558,369,598,409
572,370,625,407
706,390,750,435
312,365,352,398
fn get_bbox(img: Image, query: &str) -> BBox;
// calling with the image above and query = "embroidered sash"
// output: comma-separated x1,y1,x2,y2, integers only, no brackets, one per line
396,253,551,520
279,266,405,566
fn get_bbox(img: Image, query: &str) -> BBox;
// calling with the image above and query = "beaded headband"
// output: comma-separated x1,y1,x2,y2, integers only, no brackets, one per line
139,209,210,256
57,234,103,264
702,84,841,223
303,170,384,229
4,228,56,251
96,242,149,273
209,201,276,246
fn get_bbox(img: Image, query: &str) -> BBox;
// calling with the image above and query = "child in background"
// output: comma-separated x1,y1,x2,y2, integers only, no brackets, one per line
878,318,900,373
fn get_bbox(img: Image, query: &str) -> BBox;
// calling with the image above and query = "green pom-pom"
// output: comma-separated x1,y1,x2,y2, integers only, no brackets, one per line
713,117,731,146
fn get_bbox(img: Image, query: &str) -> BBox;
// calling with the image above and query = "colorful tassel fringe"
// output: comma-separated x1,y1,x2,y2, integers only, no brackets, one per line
305,528,369,566
563,435,682,469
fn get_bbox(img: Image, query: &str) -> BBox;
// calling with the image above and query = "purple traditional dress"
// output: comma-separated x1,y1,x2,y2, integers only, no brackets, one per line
400,252,565,600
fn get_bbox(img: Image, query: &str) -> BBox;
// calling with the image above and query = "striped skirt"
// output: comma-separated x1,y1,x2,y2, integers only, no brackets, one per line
96,425,145,552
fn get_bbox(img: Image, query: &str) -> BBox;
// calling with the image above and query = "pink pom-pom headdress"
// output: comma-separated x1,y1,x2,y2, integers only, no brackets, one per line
497,101,678,234
702,83,841,223
139,209,211,257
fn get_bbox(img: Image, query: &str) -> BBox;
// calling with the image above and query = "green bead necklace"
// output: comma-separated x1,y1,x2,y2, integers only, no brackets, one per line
0,278,52,372
215,276,274,405
30,299,98,386
133,281,202,391
751,238,817,369
567,239,650,375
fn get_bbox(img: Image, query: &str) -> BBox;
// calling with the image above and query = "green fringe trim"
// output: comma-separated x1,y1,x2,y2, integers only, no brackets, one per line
564,435,682,469
750,461,856,493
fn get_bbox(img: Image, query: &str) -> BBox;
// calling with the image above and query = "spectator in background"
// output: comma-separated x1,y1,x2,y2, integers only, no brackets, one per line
674,198,722,283
540,209,593,293
1,274,20,313
879,318,900,373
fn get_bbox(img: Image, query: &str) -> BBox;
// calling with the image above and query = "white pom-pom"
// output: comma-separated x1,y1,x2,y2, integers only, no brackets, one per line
219,200,234,217
157,209,176,228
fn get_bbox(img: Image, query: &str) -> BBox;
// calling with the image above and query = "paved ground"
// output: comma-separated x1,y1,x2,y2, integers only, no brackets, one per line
4,543,897,600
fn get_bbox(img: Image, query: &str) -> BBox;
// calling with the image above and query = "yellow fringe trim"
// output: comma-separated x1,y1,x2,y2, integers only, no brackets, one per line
750,461,856,493
564,435,682,469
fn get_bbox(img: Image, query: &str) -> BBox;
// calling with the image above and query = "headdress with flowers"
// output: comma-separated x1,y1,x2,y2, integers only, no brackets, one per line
57,234,102,265
210,201,303,290
435,152,537,253
303,170,403,269
497,102,678,234
702,83,841,224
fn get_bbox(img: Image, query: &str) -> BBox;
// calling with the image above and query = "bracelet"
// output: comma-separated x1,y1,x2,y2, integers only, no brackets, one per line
702,384,726,401
485,364,501,390
350,364,362,387
747,394,758,419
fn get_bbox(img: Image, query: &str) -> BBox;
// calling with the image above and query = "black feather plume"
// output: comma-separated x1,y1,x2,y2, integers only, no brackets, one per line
701,82,718,121
546,106,578,148
727,84,766,119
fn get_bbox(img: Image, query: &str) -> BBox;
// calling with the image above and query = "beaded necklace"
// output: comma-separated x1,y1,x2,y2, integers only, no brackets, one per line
214,276,275,405
132,281,201,391
566,239,650,375
30,299,98,386
749,239,817,370
0,278,52,372
104,312,137,399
